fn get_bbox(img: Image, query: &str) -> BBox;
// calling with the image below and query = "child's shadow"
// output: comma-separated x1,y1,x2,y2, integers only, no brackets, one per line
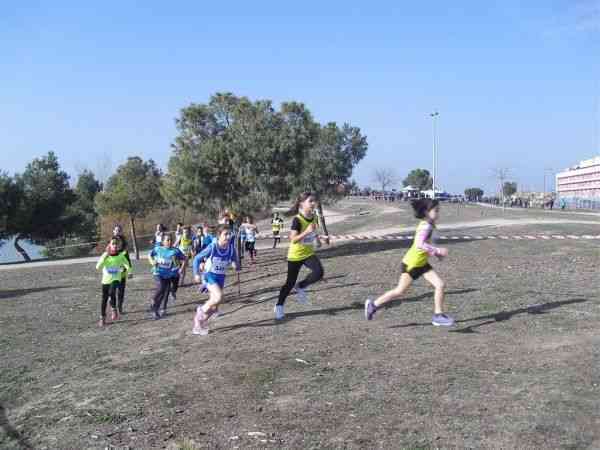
0,403,33,449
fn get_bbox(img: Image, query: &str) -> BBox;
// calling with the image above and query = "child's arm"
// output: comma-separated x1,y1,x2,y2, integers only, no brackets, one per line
415,224,444,256
231,248,240,271
96,252,107,270
122,253,132,274
148,249,157,266
193,246,212,275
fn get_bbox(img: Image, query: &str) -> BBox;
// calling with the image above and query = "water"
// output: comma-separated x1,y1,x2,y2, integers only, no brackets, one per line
0,237,44,264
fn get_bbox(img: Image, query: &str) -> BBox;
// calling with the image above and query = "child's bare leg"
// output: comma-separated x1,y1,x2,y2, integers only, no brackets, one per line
374,273,413,308
423,270,445,314
202,284,223,315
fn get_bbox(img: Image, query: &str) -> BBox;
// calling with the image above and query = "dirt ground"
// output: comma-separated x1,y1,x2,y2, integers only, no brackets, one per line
1,202,599,449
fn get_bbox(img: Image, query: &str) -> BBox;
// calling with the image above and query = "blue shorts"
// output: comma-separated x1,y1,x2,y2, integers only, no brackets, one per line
204,272,226,289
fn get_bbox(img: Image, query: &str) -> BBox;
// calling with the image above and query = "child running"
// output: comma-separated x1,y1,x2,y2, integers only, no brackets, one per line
364,198,454,326
274,192,327,320
148,233,186,319
177,226,194,286
271,212,284,248
96,237,131,327
242,216,258,264
152,224,165,248
111,224,132,314
192,225,239,335
192,225,204,256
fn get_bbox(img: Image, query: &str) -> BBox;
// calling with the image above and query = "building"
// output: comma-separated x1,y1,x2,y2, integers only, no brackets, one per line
556,155,600,209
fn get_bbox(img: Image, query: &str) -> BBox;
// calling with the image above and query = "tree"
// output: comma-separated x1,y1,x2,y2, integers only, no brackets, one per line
42,170,103,259
10,152,78,261
403,169,433,191
96,157,163,259
503,181,517,197
0,172,23,246
166,94,318,217
464,187,484,202
73,170,102,237
373,168,398,193
295,122,368,236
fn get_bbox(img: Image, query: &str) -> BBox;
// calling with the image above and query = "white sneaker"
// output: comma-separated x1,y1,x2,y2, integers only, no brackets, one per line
295,284,309,305
192,326,209,336
274,305,285,320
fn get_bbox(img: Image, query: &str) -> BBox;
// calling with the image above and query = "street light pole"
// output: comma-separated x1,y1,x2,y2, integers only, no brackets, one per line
430,111,439,198
543,168,553,208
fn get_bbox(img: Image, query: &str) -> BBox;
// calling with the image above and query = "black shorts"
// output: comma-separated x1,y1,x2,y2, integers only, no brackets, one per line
273,231,280,237
245,241,256,251
401,263,432,280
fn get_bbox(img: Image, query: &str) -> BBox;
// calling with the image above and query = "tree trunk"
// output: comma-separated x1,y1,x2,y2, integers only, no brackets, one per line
129,216,140,260
317,203,330,238
14,234,31,262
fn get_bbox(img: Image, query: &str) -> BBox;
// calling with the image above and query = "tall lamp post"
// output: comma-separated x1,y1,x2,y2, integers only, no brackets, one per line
543,168,554,208
430,111,439,198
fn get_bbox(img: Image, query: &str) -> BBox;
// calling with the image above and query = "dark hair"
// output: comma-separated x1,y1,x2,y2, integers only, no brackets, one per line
162,232,173,243
216,224,230,236
177,222,183,227
157,223,165,232
293,191,316,214
411,198,439,219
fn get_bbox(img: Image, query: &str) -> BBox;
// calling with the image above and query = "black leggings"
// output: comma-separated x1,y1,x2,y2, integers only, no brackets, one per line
101,281,120,317
152,277,171,311
277,255,324,306
245,241,257,258
116,277,126,311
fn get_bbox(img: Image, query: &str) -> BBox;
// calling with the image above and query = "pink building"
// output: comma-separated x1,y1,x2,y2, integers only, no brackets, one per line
556,156,600,209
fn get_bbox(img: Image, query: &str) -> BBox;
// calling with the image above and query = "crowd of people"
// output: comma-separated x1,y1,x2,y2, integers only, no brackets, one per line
95,192,455,335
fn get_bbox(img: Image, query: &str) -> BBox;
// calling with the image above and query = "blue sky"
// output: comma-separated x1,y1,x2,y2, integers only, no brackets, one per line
1,0,598,195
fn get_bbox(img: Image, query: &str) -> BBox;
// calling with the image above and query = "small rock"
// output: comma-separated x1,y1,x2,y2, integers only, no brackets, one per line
229,436,240,440
175,408,184,414
91,434,99,440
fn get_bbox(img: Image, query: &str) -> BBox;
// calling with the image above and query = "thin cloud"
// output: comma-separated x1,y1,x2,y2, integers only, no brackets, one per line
541,0,600,37
573,0,600,32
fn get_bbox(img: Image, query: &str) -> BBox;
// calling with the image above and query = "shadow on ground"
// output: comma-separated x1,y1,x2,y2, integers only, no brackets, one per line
0,285,73,300
0,403,33,450
387,298,588,332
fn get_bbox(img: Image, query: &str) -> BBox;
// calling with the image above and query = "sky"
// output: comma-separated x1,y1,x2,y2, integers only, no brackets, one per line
1,0,599,195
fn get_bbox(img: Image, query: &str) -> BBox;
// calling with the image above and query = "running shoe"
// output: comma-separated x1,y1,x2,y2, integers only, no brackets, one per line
118,307,124,315
160,308,167,317
295,284,309,305
152,310,161,320
364,298,377,321
213,308,222,319
192,307,209,335
274,305,285,320
432,314,455,327
111,309,119,321
171,292,177,303
192,325,208,336
98,317,106,328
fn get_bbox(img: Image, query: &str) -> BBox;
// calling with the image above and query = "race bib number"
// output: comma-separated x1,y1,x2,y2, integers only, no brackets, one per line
106,266,121,275
211,257,227,275
302,232,316,244
156,257,172,270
